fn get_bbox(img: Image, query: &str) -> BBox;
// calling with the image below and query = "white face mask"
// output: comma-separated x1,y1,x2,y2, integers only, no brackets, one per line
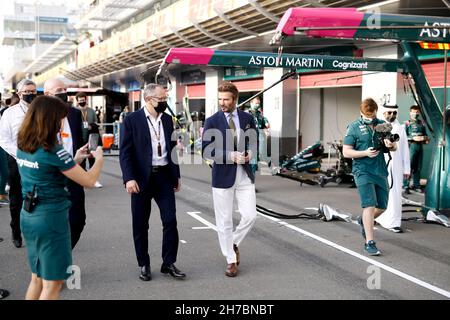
361,114,376,125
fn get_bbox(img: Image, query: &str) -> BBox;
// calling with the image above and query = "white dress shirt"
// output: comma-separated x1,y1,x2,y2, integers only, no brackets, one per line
0,101,28,158
143,107,168,166
60,117,73,157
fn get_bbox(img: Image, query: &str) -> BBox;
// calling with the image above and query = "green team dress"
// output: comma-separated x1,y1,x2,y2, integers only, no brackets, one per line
17,145,76,280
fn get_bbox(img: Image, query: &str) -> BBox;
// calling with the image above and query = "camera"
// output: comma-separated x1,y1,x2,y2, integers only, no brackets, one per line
373,123,400,153
24,185,38,213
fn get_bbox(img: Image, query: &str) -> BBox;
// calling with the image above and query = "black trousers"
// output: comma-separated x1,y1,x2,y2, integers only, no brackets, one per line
67,180,86,249
131,167,178,267
7,155,22,239
81,157,95,170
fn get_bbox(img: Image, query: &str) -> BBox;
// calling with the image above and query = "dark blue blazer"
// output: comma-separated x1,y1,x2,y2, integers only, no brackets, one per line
67,106,85,195
202,109,257,189
67,106,84,155
119,109,180,191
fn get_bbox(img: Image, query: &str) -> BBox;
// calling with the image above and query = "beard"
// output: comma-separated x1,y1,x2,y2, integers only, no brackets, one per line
386,116,397,123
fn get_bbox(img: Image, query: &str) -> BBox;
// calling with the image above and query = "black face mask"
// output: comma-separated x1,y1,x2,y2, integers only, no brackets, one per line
78,102,86,107
55,92,68,103
22,94,36,104
154,101,168,114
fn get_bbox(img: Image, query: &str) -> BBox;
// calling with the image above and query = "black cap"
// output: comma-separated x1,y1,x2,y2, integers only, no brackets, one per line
383,104,399,110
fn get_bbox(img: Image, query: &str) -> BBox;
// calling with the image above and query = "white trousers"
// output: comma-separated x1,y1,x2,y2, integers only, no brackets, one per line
212,165,257,264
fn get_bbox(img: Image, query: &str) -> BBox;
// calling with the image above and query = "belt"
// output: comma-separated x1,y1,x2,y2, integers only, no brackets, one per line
151,165,168,173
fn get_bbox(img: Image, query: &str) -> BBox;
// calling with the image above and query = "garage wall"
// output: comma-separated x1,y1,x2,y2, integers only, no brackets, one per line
323,87,362,145
300,87,361,149
299,89,321,148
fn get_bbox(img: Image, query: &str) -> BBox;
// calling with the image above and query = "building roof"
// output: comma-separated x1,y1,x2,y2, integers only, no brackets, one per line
24,0,450,84
22,36,77,75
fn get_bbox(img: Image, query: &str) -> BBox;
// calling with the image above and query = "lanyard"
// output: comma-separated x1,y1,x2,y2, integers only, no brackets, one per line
147,116,163,157
19,103,27,115
81,109,88,122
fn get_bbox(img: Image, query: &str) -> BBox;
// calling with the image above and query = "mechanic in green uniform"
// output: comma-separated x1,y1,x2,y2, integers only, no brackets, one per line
16,95,104,300
403,105,429,193
343,98,397,256
248,97,270,175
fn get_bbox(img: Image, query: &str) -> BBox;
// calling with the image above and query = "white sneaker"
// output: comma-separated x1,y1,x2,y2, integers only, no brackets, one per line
94,181,103,188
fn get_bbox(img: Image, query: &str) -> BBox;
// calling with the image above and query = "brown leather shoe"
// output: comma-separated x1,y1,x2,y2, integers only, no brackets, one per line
225,263,238,277
233,244,240,266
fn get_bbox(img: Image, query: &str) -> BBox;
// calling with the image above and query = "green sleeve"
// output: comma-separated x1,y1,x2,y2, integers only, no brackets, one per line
49,145,77,172
343,124,356,146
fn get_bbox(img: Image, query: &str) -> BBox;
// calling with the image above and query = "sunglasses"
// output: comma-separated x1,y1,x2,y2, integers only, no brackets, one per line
386,111,397,115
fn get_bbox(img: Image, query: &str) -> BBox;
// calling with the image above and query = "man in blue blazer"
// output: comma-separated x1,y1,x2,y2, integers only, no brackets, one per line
202,82,258,277
120,83,185,281
44,78,87,250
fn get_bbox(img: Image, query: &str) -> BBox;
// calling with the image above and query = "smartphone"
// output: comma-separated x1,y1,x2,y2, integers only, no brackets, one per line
88,133,100,151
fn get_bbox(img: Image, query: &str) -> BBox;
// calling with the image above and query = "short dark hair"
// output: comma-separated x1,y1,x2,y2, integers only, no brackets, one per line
218,82,239,101
17,96,69,153
410,105,421,111
75,92,87,100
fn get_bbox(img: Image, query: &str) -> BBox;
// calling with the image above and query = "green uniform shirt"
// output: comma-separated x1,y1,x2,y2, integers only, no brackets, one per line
343,118,388,185
17,145,76,202
250,110,269,130
404,119,426,141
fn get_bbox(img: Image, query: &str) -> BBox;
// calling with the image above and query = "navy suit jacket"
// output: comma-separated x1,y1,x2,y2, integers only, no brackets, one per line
202,109,257,189
119,109,180,191
67,106,84,155
67,106,85,194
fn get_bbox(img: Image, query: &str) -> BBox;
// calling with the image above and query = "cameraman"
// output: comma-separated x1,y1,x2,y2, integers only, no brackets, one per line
343,98,397,256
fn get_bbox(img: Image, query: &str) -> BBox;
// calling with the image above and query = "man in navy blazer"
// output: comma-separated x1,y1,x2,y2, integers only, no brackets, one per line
120,83,185,281
44,78,87,250
202,82,258,277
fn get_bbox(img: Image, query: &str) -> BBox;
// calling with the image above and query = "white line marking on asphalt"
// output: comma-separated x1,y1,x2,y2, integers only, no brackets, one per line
255,212,450,299
187,212,218,232
192,227,214,230
186,210,450,298
180,240,187,244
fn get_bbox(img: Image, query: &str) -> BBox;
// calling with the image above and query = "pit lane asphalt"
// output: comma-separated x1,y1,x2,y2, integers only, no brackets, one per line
1,156,449,300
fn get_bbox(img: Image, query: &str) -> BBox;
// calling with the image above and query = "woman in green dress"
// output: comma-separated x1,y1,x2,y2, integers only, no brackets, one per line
16,95,104,300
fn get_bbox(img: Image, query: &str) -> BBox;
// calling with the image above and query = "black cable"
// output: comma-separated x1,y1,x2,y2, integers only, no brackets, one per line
402,217,424,221
405,73,434,135
256,204,322,220
237,70,297,108
313,71,381,85
402,204,423,208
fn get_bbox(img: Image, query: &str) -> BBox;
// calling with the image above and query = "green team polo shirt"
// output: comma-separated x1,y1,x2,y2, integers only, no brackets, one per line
17,145,77,202
404,119,427,141
343,118,388,186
